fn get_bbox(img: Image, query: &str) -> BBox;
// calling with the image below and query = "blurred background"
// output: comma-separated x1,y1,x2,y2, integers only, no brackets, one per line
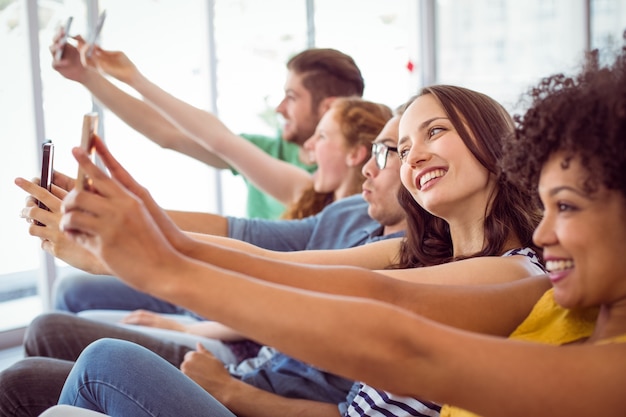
0,0,624,347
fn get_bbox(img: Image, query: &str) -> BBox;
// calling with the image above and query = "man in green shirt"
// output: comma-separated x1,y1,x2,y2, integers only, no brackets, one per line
52,40,364,218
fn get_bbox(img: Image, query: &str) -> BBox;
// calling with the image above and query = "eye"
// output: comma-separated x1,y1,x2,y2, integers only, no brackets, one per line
557,201,578,212
428,127,445,138
398,147,410,162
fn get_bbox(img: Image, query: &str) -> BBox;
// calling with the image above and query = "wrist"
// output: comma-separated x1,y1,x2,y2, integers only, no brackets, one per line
215,377,248,410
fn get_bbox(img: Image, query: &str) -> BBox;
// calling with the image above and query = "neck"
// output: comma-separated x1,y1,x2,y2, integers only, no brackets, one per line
448,217,487,258
383,219,408,236
588,300,626,343
333,170,364,201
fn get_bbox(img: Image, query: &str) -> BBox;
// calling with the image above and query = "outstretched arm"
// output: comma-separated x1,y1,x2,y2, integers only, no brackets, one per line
90,47,312,206
50,33,229,168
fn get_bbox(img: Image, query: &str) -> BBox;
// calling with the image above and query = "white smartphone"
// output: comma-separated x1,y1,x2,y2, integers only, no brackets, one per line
54,16,73,61
76,112,99,191
86,10,107,57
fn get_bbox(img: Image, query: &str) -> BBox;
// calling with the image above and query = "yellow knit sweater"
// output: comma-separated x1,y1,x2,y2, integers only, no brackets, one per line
440,288,599,417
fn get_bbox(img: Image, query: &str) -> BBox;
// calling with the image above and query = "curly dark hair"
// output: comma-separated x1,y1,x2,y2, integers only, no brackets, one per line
393,85,543,269
502,48,626,200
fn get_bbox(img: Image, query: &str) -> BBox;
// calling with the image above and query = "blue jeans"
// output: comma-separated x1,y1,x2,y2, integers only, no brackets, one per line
53,273,202,319
59,339,236,417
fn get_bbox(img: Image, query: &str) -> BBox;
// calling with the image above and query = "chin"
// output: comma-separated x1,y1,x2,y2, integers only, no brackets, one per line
552,288,580,310
281,132,295,142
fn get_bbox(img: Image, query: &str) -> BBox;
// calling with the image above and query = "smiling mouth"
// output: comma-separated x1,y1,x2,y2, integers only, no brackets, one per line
545,259,574,272
419,169,446,189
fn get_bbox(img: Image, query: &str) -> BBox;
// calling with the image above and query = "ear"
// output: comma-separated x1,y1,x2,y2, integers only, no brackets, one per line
317,97,336,115
346,144,369,168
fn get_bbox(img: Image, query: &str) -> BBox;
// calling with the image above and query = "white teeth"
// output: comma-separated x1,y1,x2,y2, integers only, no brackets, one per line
545,259,574,272
419,169,446,188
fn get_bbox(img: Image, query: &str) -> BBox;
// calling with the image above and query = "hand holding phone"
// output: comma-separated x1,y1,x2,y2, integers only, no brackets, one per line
86,10,107,58
76,112,99,191
35,141,55,226
54,16,73,61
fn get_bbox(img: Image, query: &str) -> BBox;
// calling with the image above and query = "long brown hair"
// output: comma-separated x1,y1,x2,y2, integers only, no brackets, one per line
282,97,392,219
393,85,542,268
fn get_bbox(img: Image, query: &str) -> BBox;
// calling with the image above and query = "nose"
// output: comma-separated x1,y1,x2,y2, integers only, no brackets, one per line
532,210,557,248
303,134,317,152
362,155,378,178
275,98,287,114
405,143,430,167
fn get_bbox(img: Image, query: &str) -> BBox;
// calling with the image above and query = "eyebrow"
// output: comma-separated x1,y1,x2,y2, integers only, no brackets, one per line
548,185,588,198
398,116,449,146
376,138,398,146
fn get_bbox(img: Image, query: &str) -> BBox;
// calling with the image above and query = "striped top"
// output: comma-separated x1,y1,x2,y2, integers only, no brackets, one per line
342,247,544,417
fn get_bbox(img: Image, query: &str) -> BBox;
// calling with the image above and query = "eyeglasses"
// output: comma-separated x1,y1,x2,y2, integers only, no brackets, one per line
372,142,398,170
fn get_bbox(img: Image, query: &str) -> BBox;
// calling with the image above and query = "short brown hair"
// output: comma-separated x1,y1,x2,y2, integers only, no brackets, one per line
287,48,365,109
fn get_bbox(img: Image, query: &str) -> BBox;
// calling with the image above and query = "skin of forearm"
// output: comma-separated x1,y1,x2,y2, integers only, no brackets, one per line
221,378,341,417
180,239,396,300
124,247,553,410
81,70,230,168
166,210,228,235
129,72,312,206
185,321,246,342
130,72,234,155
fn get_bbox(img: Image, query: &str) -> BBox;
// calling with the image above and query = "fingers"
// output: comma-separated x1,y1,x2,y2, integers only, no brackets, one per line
120,309,153,325
74,35,86,47
52,170,76,192
15,176,62,214
70,145,118,198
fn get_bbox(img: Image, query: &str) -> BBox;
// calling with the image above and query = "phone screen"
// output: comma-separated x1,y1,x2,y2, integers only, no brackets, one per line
35,141,54,225
76,112,99,191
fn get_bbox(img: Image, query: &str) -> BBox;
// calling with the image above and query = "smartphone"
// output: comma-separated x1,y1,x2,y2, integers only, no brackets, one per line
54,16,74,61
76,112,99,191
86,10,107,58
35,141,55,226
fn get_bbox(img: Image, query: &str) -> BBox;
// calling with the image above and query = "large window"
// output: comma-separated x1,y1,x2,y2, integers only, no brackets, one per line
0,0,50,333
435,0,588,112
314,0,420,109
212,0,308,216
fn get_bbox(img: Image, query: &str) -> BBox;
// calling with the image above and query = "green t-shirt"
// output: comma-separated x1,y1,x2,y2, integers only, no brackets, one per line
232,133,317,219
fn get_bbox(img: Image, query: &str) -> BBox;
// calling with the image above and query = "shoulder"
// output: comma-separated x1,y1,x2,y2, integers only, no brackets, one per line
502,247,546,274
